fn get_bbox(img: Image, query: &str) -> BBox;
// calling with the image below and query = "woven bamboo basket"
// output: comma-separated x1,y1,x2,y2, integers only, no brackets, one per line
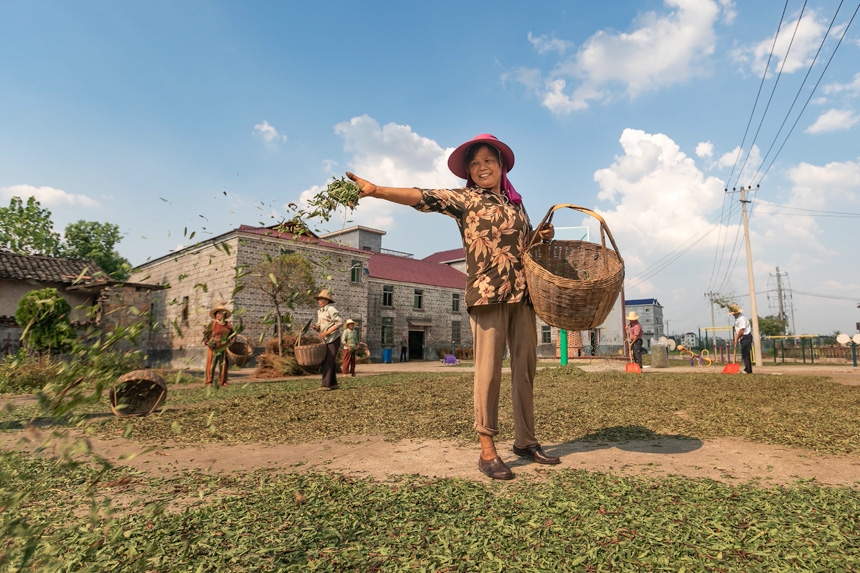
226,335,253,367
523,204,625,331
109,369,167,418
294,342,326,367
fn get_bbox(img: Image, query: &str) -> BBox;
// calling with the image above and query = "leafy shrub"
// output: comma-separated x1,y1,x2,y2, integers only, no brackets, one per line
0,347,148,395
14,288,75,354
0,350,64,394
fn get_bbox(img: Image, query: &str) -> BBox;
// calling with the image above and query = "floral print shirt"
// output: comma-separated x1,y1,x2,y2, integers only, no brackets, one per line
413,187,533,308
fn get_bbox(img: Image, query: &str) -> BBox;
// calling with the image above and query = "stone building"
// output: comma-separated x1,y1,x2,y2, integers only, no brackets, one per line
129,224,473,367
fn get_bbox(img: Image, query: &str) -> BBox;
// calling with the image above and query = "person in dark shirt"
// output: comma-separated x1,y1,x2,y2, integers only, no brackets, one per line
203,305,234,387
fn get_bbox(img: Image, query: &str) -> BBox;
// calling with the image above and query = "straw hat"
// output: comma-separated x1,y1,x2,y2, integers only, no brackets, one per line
344,319,356,327
626,311,639,321
727,304,742,315
210,305,231,319
315,289,335,304
447,134,515,179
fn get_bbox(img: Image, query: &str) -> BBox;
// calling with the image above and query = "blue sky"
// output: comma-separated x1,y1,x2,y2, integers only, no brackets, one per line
2,0,859,337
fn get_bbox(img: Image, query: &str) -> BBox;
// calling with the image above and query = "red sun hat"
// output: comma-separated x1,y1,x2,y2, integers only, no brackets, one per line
447,134,515,179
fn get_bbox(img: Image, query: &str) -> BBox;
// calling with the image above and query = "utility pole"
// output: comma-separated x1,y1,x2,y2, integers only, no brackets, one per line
738,186,763,366
706,292,717,330
775,266,786,322
704,292,717,349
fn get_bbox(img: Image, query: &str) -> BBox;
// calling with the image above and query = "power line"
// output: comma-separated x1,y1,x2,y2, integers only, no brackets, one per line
625,207,733,291
755,200,860,216
725,0,790,188
732,0,809,190
756,1,860,185
753,209,860,218
749,0,846,186
792,289,859,301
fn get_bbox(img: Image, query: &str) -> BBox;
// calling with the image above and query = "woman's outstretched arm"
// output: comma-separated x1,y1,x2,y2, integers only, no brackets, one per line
346,172,422,206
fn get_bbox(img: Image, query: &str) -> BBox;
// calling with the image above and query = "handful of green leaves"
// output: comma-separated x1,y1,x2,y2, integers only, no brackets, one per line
304,176,362,222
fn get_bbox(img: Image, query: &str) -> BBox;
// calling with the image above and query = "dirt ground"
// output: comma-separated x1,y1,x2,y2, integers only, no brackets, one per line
3,360,859,487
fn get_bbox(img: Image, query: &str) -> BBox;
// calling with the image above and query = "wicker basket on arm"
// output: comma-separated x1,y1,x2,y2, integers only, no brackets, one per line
522,204,625,331
294,339,326,367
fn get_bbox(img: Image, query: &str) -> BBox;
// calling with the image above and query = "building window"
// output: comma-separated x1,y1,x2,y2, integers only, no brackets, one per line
452,293,460,312
279,247,294,256
181,296,189,324
382,285,393,307
381,317,394,345
350,260,362,283
413,289,423,310
541,325,551,344
452,321,461,345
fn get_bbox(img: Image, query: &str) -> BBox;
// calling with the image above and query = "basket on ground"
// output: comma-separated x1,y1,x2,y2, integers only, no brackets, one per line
226,335,253,367
294,342,326,366
109,369,167,418
523,204,625,331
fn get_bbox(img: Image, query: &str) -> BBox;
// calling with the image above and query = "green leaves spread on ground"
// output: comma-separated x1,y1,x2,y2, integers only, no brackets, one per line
2,453,859,571
59,367,860,456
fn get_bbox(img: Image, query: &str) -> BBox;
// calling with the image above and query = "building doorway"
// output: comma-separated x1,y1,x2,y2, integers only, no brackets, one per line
408,330,425,360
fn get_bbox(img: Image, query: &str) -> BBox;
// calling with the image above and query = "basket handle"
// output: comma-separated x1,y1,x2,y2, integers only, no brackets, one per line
527,204,624,273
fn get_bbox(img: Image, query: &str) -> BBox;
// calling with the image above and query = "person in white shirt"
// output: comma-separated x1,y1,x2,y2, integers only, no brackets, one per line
729,304,753,374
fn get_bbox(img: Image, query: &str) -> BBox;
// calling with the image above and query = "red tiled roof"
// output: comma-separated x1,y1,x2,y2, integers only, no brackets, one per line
369,252,466,289
0,250,106,283
423,247,465,264
237,225,368,254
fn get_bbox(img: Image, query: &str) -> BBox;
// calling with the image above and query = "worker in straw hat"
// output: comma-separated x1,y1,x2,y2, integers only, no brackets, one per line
203,305,234,388
341,319,358,377
728,304,753,374
312,289,342,390
626,311,643,369
346,133,558,481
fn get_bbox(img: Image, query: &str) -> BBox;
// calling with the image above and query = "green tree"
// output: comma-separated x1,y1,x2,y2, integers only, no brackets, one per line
0,196,62,255
61,220,131,280
14,288,75,354
249,253,317,356
758,315,787,337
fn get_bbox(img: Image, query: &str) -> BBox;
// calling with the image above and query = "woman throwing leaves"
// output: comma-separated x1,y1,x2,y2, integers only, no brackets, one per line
347,133,557,480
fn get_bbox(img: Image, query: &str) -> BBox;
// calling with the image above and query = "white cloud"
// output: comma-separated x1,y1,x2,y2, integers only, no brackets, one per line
334,115,459,189
823,73,860,96
297,115,462,235
717,0,736,24
0,184,99,208
755,158,860,260
592,128,729,256
696,141,714,158
733,10,830,76
717,144,762,183
786,158,860,202
527,32,574,55
253,120,287,143
512,0,728,114
805,109,860,134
